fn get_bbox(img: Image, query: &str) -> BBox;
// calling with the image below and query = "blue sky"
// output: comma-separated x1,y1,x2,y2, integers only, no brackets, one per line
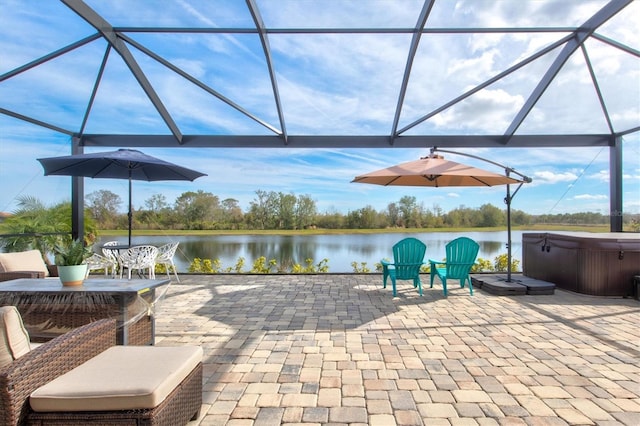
1,0,638,217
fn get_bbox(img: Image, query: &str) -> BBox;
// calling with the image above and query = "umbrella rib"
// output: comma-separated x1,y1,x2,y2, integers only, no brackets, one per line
471,176,492,186
93,160,120,177
168,169,199,181
383,176,402,186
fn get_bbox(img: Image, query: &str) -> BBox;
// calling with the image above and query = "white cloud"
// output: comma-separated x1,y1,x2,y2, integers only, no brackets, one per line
448,49,499,77
430,88,524,132
589,170,610,183
533,170,578,184
573,194,608,200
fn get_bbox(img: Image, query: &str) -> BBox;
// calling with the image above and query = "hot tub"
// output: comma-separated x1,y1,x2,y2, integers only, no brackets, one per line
523,232,640,297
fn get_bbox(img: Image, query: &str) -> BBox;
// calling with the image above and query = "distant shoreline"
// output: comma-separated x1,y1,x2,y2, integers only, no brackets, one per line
98,224,610,237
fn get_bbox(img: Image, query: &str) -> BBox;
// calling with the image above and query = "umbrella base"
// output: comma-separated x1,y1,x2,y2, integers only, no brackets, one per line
471,274,555,296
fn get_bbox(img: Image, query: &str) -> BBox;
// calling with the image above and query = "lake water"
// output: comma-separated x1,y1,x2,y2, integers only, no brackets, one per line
97,230,527,273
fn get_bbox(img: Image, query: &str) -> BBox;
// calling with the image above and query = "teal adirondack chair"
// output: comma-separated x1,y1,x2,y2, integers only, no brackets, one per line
429,237,480,296
381,237,427,296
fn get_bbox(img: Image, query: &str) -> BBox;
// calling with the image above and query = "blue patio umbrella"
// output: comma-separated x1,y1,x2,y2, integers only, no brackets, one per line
38,149,207,246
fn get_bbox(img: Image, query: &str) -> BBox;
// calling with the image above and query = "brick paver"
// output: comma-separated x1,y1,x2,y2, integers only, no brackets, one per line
153,274,640,425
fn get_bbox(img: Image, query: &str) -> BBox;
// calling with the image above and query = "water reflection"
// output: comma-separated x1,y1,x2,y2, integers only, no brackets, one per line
477,241,503,254
96,231,524,273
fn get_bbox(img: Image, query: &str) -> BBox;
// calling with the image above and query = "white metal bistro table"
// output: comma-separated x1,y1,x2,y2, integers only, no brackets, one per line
0,278,170,345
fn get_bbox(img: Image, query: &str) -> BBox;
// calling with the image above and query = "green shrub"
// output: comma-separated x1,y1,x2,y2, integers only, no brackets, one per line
471,257,492,272
493,253,520,272
351,261,370,273
251,256,277,273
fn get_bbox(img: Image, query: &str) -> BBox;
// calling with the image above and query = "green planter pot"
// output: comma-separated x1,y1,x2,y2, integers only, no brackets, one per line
57,264,88,287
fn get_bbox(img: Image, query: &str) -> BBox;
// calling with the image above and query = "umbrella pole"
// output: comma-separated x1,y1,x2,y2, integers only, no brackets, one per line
128,177,132,248
506,184,512,282
505,181,528,282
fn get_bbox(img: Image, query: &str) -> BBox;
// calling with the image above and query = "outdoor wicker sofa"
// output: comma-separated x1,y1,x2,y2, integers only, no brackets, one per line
1,317,202,426
0,250,57,283
0,267,57,282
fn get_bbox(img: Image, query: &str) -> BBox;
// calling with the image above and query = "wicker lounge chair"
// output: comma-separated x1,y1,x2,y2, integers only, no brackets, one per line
1,318,202,426
1,319,115,425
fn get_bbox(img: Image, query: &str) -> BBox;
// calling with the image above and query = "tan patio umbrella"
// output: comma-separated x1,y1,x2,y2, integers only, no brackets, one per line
352,148,532,281
351,154,522,187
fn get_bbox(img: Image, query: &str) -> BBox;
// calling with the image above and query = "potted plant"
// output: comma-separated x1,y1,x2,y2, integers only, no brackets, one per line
53,238,93,286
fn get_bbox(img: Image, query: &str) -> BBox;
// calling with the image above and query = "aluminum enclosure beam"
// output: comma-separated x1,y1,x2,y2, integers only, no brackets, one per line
61,0,184,144
79,134,615,149
504,0,633,138
246,0,288,143
390,0,435,139
71,139,84,242
610,137,623,232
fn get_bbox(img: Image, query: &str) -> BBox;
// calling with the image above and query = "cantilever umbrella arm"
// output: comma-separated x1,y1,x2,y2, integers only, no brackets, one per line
507,180,526,204
430,147,532,282
431,147,532,184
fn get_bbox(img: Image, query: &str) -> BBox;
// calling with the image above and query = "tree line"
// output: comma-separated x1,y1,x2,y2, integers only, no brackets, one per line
84,189,640,231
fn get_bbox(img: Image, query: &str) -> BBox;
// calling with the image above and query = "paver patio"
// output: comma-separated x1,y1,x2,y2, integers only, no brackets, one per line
152,274,640,425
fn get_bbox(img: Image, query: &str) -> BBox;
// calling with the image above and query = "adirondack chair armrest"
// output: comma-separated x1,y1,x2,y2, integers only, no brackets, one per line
428,259,445,266
380,259,393,267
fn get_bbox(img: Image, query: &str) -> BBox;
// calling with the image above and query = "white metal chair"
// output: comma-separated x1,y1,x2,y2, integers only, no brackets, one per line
102,240,121,278
155,242,180,282
118,245,159,280
85,253,117,278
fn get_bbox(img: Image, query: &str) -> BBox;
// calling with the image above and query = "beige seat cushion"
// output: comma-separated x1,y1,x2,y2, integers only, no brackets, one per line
0,249,49,277
0,306,32,368
30,345,203,412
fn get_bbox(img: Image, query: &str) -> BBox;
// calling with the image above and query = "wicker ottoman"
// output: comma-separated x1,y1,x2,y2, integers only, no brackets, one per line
28,346,203,426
